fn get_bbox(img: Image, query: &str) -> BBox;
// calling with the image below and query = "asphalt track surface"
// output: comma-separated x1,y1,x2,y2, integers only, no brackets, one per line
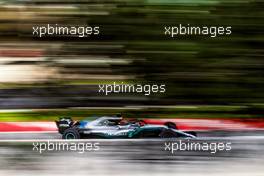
0,131,264,176
0,130,264,140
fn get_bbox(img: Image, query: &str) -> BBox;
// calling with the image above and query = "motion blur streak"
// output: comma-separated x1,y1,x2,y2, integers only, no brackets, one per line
0,138,264,176
0,0,263,107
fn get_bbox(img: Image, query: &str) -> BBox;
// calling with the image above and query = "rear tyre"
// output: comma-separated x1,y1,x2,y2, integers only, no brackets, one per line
62,128,80,139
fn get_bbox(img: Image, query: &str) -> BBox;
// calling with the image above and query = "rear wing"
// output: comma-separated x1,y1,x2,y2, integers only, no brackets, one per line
55,117,74,134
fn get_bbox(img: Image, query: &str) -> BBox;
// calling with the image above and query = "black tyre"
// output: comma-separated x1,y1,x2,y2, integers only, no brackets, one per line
159,129,177,138
186,131,197,137
164,122,177,129
62,128,80,139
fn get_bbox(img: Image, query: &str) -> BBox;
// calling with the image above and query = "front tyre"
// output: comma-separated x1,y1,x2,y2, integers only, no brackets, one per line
164,122,177,129
159,129,177,138
62,128,80,139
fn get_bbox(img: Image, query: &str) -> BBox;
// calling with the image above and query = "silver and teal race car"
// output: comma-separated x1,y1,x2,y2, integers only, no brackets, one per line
56,116,196,139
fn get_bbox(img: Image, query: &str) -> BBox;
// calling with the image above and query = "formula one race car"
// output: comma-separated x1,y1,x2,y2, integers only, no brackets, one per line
55,116,196,139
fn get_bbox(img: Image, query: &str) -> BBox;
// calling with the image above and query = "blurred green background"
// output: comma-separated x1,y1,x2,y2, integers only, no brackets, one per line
0,0,263,120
